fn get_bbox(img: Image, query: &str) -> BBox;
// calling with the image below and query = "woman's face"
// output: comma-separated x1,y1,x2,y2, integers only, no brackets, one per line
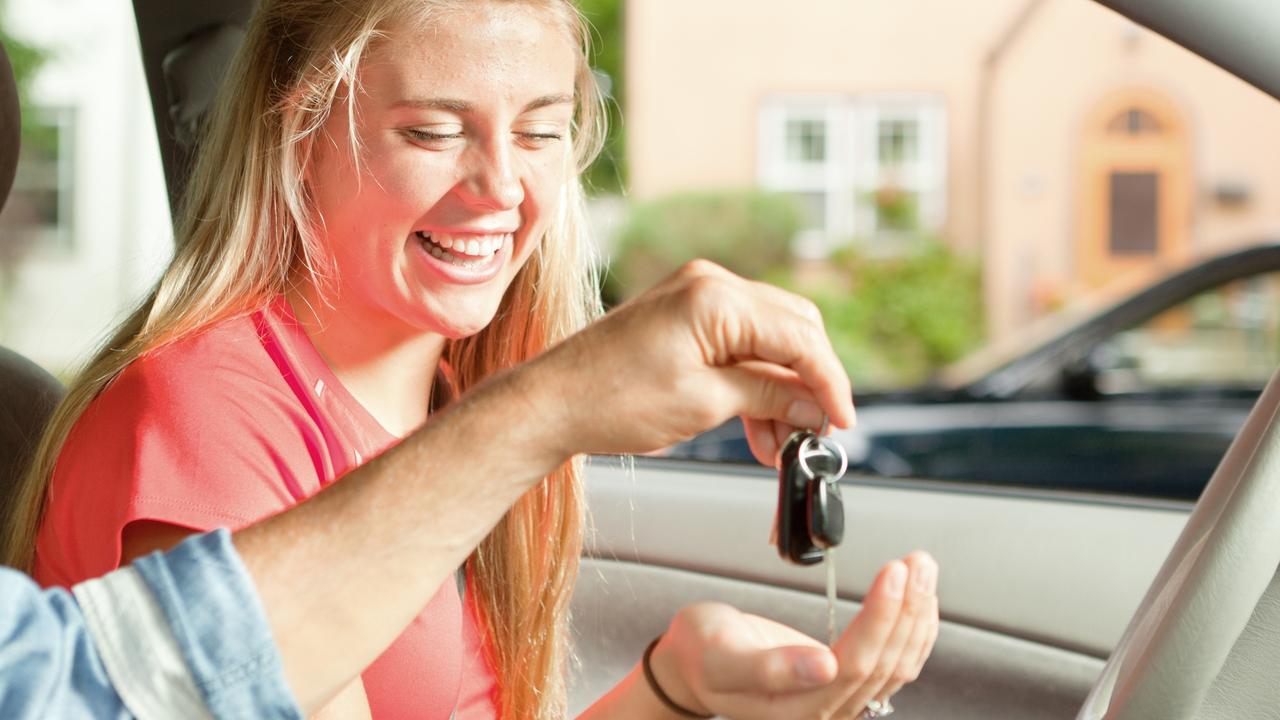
306,3,578,340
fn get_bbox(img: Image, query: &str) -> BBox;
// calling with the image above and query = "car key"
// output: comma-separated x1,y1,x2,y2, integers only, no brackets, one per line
775,424,848,645
807,466,845,549
776,427,848,564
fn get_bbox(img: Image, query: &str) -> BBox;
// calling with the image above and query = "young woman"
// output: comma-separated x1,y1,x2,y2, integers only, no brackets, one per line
3,1,939,718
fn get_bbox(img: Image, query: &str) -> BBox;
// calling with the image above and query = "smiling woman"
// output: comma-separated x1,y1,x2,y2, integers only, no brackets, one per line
0,1,934,719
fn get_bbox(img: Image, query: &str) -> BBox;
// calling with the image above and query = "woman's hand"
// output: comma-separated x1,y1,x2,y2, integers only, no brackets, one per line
648,552,939,720
531,260,855,464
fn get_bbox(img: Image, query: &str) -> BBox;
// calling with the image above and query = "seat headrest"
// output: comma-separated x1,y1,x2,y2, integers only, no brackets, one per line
162,23,245,150
0,44,18,214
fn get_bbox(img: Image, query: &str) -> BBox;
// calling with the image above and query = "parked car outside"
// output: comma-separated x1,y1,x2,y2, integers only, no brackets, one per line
668,242,1280,501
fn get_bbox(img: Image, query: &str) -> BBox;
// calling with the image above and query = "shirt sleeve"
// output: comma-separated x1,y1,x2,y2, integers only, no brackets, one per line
73,566,210,719
133,530,303,718
77,530,303,720
106,354,322,529
0,567,130,719
40,347,328,585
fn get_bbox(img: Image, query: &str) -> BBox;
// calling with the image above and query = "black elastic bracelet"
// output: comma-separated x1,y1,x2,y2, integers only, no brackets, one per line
642,636,714,719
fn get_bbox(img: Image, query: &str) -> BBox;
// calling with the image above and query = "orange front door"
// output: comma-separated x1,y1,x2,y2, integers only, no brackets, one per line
1078,89,1191,289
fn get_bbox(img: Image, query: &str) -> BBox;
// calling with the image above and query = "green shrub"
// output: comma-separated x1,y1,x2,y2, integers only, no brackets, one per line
784,241,985,388
606,189,801,300
603,187,983,388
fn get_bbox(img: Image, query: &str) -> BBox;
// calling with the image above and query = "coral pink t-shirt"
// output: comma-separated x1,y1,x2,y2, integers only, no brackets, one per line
33,297,498,720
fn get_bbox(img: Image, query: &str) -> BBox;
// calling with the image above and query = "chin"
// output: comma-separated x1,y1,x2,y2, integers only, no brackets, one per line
422,307,501,341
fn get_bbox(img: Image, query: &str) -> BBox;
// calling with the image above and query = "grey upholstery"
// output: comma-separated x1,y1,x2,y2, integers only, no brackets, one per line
1079,367,1280,718
0,347,62,507
160,23,245,151
1101,0,1280,103
131,0,256,207
0,41,65,517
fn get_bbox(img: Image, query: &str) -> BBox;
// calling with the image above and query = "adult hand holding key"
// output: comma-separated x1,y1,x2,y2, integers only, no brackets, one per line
533,260,854,460
547,261,938,719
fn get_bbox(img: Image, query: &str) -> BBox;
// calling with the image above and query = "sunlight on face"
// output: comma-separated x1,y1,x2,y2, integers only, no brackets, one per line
306,3,578,340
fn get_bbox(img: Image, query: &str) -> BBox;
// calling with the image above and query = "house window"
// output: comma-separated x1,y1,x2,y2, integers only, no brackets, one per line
759,95,946,256
785,118,827,164
878,118,918,164
0,106,75,254
757,100,841,250
1106,108,1162,136
852,100,947,244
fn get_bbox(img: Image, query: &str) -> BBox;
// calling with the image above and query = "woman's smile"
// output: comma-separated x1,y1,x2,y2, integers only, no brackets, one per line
297,2,577,341
410,229,514,284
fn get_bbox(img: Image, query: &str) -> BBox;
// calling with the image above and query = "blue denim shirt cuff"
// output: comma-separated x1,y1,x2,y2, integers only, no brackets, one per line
132,529,303,720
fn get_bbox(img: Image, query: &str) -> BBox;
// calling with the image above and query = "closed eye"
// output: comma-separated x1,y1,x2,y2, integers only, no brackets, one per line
405,128,464,143
519,131,564,148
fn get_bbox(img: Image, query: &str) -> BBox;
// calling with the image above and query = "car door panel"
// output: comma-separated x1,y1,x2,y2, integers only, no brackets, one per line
569,459,1190,717
569,561,1104,719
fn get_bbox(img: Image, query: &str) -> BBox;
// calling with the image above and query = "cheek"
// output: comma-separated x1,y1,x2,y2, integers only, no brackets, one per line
523,160,570,228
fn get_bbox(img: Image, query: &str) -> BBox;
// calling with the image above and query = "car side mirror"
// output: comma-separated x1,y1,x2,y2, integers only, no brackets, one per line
1062,342,1142,399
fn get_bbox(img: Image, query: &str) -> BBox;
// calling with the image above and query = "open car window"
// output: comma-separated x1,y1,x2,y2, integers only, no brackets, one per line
610,0,1280,502
3,0,1280,505
0,0,171,377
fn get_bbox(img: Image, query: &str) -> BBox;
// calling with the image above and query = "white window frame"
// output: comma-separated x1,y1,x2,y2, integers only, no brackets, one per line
758,93,947,258
853,95,948,246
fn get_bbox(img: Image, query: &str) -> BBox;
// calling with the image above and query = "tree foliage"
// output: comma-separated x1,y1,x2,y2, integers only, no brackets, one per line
576,0,624,195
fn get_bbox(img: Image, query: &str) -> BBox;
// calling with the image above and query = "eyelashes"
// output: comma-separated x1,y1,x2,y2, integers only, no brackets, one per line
402,128,564,147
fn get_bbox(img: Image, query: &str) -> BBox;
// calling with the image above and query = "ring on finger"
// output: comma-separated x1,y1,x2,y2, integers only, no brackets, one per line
856,698,896,719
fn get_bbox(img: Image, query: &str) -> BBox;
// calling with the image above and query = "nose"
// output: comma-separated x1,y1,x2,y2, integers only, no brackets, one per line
457,137,524,211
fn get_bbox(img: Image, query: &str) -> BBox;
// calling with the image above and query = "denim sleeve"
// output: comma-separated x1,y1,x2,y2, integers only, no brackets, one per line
131,529,303,720
0,567,129,719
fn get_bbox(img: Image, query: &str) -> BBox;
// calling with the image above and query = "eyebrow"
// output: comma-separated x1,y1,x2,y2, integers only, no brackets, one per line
391,93,575,113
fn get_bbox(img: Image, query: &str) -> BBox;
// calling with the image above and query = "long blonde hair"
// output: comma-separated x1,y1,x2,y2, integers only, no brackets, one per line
2,1,606,717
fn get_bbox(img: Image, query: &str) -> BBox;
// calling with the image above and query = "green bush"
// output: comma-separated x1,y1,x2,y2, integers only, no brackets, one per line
605,189,801,301
783,241,985,388
603,188,983,387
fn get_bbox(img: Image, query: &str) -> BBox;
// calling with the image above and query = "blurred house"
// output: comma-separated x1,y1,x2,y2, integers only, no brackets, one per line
625,0,1280,339
0,0,171,374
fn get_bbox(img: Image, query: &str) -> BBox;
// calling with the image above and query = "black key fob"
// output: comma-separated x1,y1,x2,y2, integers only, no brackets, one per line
776,430,825,565
807,477,844,549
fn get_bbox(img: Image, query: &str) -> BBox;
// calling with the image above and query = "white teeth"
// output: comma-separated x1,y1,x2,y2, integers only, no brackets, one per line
415,231,510,264
414,231,511,269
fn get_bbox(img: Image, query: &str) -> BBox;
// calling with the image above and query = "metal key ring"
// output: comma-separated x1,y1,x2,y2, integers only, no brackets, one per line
797,432,848,481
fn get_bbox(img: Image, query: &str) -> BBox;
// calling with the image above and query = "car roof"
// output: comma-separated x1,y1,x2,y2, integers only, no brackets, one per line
941,242,1280,397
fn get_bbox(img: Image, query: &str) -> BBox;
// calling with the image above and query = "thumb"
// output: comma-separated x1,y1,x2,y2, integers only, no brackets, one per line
703,643,838,695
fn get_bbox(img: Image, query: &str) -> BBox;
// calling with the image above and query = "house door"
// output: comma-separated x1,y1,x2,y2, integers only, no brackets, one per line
1078,89,1190,288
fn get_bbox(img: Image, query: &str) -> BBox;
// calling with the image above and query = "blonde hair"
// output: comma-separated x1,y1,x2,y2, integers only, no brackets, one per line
2,1,606,717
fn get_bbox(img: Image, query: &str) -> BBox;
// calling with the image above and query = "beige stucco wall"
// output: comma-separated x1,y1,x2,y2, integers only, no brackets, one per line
987,0,1280,337
625,0,1030,256
625,0,1280,339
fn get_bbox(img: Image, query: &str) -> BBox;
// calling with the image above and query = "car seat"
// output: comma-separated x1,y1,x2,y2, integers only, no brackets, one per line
0,41,66,520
